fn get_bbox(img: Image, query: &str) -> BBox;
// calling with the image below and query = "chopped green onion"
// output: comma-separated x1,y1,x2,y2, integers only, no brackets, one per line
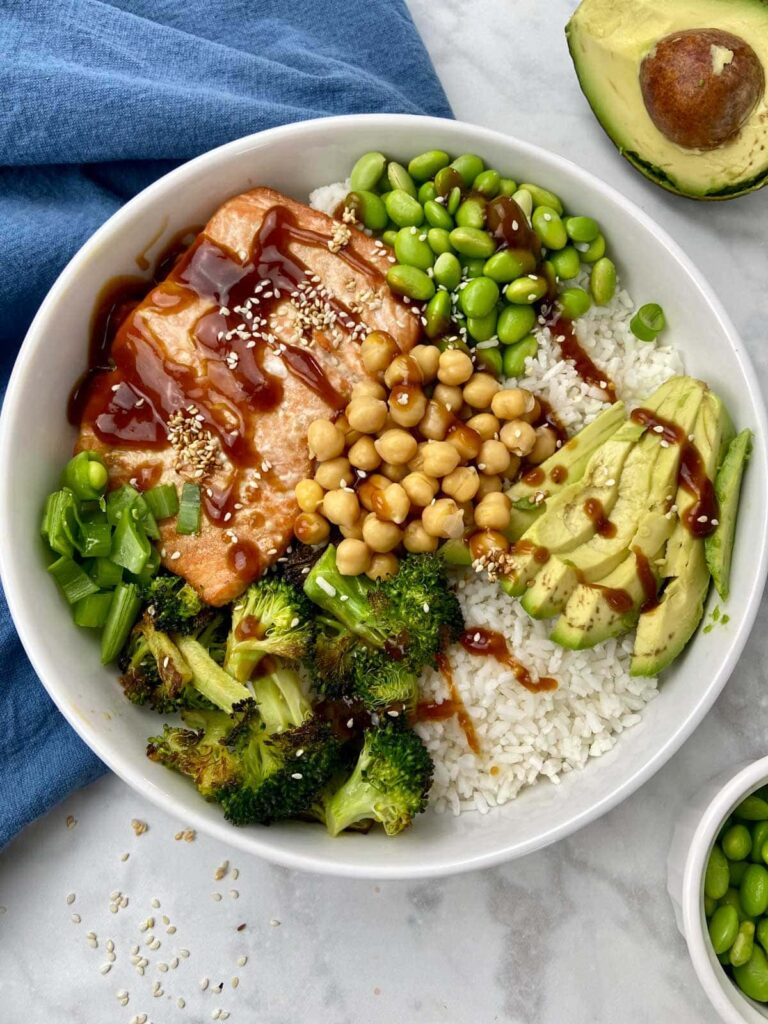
630,303,666,342
110,500,151,575
78,520,112,558
177,483,201,536
61,451,109,501
101,582,142,663
127,545,161,586
41,489,80,557
73,591,113,628
106,485,159,539
48,555,100,605
144,483,179,520
90,557,123,588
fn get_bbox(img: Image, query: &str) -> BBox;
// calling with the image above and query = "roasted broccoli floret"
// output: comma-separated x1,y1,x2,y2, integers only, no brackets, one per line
323,724,434,836
147,709,239,798
308,616,359,696
118,613,203,714
141,572,211,635
350,646,420,714
225,576,314,681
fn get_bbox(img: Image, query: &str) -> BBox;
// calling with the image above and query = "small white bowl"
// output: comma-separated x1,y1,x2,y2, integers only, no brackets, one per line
668,758,768,1023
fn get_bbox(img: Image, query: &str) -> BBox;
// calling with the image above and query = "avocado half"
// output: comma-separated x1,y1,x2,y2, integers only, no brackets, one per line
566,0,768,199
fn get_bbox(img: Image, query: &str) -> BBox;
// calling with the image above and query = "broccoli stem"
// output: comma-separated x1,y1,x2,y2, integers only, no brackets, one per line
252,667,311,733
303,546,384,647
324,772,378,837
176,637,251,713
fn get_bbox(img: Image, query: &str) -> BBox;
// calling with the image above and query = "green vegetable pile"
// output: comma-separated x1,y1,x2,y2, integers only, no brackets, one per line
704,792,768,1002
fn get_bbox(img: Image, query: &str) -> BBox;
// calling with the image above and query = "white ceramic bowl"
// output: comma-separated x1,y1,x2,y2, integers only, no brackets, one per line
668,758,768,1023
1,114,766,878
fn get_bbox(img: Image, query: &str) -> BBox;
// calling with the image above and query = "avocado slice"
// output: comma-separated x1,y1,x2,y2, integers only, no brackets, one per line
505,401,626,541
705,428,753,600
566,0,768,199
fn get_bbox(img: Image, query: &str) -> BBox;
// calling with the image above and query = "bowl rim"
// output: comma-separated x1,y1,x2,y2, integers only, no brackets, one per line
2,112,767,878
682,757,768,1023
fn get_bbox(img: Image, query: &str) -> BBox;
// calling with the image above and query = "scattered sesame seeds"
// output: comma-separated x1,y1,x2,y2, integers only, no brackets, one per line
212,893,223,902
71,913,81,924
270,918,281,927
65,815,77,830
99,963,113,975
131,819,149,836
66,892,76,905
230,890,240,900
200,977,210,991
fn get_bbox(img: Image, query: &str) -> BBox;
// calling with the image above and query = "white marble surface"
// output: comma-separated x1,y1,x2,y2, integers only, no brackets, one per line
2,2,768,1020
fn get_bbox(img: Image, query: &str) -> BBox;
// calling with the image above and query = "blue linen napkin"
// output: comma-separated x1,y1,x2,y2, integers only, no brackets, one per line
0,0,451,848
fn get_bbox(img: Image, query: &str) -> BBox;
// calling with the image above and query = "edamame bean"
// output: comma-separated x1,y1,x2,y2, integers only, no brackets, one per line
467,309,498,342
511,188,533,219
709,904,740,954
385,189,424,228
719,887,754,923
737,795,768,821
424,290,452,339
502,335,538,377
499,178,518,197
460,277,500,319
742,865,768,917
473,169,501,198
591,257,617,306
580,233,606,263
497,304,537,345
408,150,451,182
558,287,592,320
565,215,600,243
519,182,564,214
484,249,538,283
350,151,387,192
731,860,749,886
758,918,768,954
450,153,485,188
387,161,417,197
450,226,496,259
730,921,756,967
418,181,437,205
461,257,486,278
394,227,434,270
705,844,731,900
427,228,454,255
532,206,568,250
386,264,435,302
504,275,548,305
345,190,388,231
456,198,486,230
433,252,462,290
382,229,398,248
424,200,454,231
751,822,768,861
475,345,503,377
550,246,581,281
447,186,462,216
734,945,768,1002
705,894,718,917
723,824,754,861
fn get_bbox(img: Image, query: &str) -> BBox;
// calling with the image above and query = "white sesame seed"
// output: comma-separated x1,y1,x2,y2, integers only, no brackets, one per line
212,893,223,902
71,914,81,924
99,963,112,975
66,892,76,905
270,918,281,927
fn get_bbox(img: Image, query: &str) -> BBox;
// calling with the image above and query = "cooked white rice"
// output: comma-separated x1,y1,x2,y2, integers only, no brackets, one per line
310,181,684,815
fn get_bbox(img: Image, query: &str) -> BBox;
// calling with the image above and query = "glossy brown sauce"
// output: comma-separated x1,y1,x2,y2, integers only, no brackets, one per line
522,466,545,486
227,541,262,579
576,572,634,614
486,195,540,255
554,317,617,402
459,626,558,693
433,652,480,754
633,547,660,614
550,464,568,484
583,496,617,538
630,407,685,445
678,440,719,537
513,539,551,564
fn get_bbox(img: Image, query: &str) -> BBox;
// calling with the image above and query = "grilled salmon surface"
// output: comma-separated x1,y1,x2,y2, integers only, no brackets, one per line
77,187,420,605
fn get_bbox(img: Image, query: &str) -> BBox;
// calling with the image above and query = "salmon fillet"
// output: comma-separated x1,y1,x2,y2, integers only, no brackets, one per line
77,187,420,605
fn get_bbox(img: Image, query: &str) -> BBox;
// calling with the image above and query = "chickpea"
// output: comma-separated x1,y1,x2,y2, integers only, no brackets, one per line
340,516,365,541
475,492,512,531
346,396,388,434
314,456,353,490
422,440,461,478
408,443,427,474
491,387,535,421
463,372,501,409
466,412,501,441
362,513,403,553
372,482,410,524
361,330,397,375
294,511,330,545
422,498,464,539
336,537,372,576
437,349,474,386
374,429,418,466
388,385,428,428
348,436,381,472
358,474,389,512
432,382,464,413
352,379,388,401
503,454,522,480
307,418,345,461
456,500,475,531
469,529,510,561
402,471,439,507
527,426,558,465
418,400,452,441
322,488,360,528
403,520,439,554
499,419,537,457
477,439,511,476
476,473,503,498
447,422,482,461
521,398,541,425
295,478,324,513
366,552,399,581
442,466,480,503
384,354,422,389
380,461,408,483
410,344,440,382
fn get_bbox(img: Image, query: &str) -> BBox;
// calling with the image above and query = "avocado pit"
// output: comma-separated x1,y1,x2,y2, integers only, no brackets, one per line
639,28,765,150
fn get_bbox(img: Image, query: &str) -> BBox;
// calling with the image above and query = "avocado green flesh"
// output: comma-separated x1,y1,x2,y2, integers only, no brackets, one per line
705,428,753,600
505,401,626,541
566,0,768,199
